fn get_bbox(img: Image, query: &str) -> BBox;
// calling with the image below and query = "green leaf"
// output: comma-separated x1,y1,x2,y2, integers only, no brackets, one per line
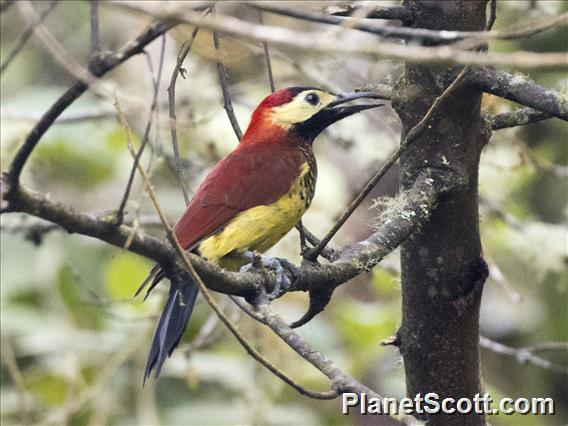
33,140,115,190
104,252,151,301
371,268,400,299
332,300,399,373
7,288,43,309
58,265,102,329
105,126,140,151
25,372,68,407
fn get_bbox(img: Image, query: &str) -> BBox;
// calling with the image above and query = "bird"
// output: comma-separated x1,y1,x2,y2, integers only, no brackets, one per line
137,86,381,381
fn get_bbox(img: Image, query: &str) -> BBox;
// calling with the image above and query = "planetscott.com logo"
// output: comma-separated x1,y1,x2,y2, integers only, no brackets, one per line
342,392,555,416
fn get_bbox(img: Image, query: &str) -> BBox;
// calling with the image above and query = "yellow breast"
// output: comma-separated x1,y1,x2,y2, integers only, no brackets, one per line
198,163,313,270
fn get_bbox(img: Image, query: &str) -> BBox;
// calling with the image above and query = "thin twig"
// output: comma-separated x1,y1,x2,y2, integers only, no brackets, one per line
15,0,114,99
115,34,167,225
185,307,225,352
0,332,30,425
4,16,177,190
14,1,201,130
90,0,100,54
168,23,203,205
123,42,166,249
47,328,148,423
249,2,443,41
1,108,116,124
0,0,58,74
480,336,568,374
128,143,339,401
166,7,211,205
233,297,418,425
305,67,471,261
528,341,568,353
143,48,161,169
479,196,524,231
212,10,243,141
257,9,275,93
511,136,568,178
213,32,243,140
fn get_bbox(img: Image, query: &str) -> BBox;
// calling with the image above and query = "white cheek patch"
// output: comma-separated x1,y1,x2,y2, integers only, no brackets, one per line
270,90,336,128
271,103,317,127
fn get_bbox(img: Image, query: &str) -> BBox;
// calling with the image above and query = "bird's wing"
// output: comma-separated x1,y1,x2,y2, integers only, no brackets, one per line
174,143,306,249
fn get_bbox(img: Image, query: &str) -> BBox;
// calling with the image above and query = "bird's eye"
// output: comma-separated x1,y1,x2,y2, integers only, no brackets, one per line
305,93,319,106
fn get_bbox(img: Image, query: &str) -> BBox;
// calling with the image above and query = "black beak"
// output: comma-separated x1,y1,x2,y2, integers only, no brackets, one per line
295,92,383,141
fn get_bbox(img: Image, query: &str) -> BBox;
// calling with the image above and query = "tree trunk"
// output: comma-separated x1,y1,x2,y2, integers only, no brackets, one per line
393,1,490,425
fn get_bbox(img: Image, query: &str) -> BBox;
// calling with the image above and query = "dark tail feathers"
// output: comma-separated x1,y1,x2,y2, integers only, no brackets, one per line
138,265,199,383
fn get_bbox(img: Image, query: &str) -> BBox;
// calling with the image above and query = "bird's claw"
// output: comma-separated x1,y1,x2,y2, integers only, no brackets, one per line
239,254,299,299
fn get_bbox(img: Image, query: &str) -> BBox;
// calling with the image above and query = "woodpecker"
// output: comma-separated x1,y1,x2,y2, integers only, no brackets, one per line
138,87,380,381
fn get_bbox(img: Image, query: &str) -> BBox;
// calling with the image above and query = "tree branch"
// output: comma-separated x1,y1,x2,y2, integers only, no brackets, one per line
290,169,461,327
251,2,566,43
324,3,413,23
112,3,567,70
467,68,568,121
233,296,419,425
480,336,568,374
1,165,458,326
2,179,262,296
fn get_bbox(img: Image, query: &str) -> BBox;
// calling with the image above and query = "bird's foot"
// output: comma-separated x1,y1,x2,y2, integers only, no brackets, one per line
240,252,299,299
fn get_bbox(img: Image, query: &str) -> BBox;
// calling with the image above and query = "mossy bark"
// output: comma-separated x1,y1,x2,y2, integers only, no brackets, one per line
393,1,491,424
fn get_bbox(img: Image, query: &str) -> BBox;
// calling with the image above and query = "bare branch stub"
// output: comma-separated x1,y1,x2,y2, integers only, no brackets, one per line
488,107,552,130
